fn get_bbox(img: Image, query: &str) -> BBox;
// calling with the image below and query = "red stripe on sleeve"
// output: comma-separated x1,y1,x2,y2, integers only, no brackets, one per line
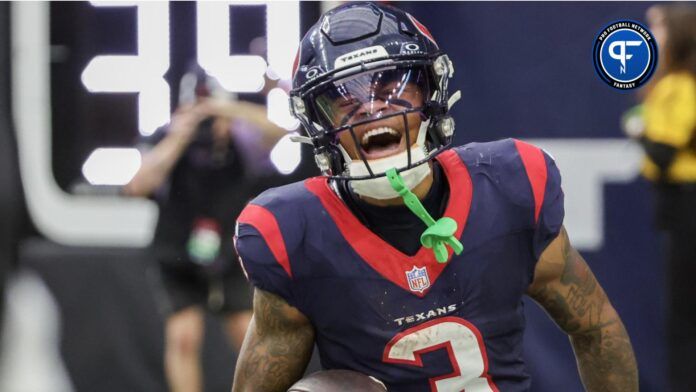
513,139,548,224
237,204,292,278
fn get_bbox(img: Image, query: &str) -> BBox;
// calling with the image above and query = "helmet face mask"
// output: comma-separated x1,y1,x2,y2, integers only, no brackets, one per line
289,2,457,179
307,65,431,173
312,66,431,131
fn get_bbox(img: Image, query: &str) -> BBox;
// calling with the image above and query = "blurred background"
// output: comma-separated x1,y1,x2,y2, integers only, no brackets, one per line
0,1,672,391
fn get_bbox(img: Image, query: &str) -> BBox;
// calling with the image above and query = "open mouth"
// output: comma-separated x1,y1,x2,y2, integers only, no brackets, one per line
359,127,405,159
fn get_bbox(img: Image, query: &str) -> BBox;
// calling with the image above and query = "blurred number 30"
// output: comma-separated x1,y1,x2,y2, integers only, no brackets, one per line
81,1,300,136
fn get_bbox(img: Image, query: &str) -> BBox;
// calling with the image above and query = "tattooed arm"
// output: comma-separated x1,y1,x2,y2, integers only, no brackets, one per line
232,288,315,392
527,226,638,391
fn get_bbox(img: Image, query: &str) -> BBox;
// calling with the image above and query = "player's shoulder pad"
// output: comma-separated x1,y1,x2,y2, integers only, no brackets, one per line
248,179,316,211
451,138,562,224
235,180,312,279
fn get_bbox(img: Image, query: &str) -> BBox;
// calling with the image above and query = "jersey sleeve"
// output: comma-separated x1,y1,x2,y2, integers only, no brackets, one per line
234,203,296,305
513,140,565,260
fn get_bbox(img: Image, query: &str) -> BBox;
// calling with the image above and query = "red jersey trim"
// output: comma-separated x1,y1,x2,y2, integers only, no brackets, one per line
513,139,548,224
304,149,472,297
237,204,292,278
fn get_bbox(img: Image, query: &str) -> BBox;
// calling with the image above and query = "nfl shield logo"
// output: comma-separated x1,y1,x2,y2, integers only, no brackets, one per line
405,266,430,293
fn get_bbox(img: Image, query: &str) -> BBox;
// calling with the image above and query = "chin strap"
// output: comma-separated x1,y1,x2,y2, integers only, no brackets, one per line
386,168,463,263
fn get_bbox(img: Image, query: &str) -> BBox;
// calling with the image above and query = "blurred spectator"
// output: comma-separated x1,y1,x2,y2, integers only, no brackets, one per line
124,64,288,392
623,3,696,388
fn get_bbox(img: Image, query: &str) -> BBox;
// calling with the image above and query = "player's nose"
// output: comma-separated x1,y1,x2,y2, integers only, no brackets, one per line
355,99,389,120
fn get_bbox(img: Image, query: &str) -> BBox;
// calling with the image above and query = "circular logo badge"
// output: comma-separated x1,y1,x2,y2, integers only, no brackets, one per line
593,20,658,90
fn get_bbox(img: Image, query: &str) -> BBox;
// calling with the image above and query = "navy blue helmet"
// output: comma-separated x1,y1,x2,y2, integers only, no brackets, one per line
289,2,458,179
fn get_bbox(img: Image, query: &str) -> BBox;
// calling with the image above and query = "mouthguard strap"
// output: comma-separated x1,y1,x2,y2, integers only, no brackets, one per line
386,168,463,263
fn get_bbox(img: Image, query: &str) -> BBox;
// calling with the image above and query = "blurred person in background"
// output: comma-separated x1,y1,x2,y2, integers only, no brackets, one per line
623,3,696,389
124,63,288,392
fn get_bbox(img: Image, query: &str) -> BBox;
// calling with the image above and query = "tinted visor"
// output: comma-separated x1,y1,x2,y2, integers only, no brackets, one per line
312,66,430,131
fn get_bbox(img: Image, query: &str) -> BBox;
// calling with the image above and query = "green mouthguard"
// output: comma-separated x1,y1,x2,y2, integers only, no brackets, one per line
386,168,463,263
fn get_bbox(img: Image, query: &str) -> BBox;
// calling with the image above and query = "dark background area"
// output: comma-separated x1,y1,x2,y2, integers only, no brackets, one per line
3,2,665,392
397,2,649,141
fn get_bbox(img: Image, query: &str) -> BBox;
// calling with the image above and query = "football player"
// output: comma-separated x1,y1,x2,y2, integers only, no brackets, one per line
232,3,638,391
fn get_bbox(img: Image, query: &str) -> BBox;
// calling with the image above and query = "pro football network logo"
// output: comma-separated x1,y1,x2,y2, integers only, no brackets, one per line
405,266,430,293
593,20,658,90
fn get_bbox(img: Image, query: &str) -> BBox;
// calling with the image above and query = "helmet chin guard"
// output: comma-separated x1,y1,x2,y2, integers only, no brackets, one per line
348,145,432,200
289,2,459,180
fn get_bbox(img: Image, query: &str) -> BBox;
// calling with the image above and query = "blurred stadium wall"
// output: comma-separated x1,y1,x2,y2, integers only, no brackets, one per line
0,0,29,341
5,2,663,392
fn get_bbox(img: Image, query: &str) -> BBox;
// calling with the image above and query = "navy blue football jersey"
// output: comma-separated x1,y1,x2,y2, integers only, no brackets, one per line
235,139,564,392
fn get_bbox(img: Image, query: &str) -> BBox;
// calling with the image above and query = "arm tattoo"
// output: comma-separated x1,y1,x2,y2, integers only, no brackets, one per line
529,227,638,392
232,289,315,392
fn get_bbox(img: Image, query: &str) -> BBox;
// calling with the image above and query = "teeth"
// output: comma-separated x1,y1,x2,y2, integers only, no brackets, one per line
361,127,399,146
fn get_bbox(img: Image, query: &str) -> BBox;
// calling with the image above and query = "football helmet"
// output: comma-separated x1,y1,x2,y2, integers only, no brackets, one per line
289,2,459,181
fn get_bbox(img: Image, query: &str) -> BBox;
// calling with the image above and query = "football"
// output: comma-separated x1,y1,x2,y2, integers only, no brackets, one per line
287,369,388,392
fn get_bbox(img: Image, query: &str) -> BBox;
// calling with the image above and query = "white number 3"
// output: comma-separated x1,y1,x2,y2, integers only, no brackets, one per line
383,316,499,392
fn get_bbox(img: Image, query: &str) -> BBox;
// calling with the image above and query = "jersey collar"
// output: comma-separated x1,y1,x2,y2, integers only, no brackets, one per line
304,149,473,297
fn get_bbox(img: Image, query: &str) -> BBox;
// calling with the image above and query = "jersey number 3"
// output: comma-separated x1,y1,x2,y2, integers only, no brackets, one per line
383,316,499,392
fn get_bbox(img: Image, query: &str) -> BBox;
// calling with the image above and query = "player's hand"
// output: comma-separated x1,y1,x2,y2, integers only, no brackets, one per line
169,104,209,141
197,97,243,120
